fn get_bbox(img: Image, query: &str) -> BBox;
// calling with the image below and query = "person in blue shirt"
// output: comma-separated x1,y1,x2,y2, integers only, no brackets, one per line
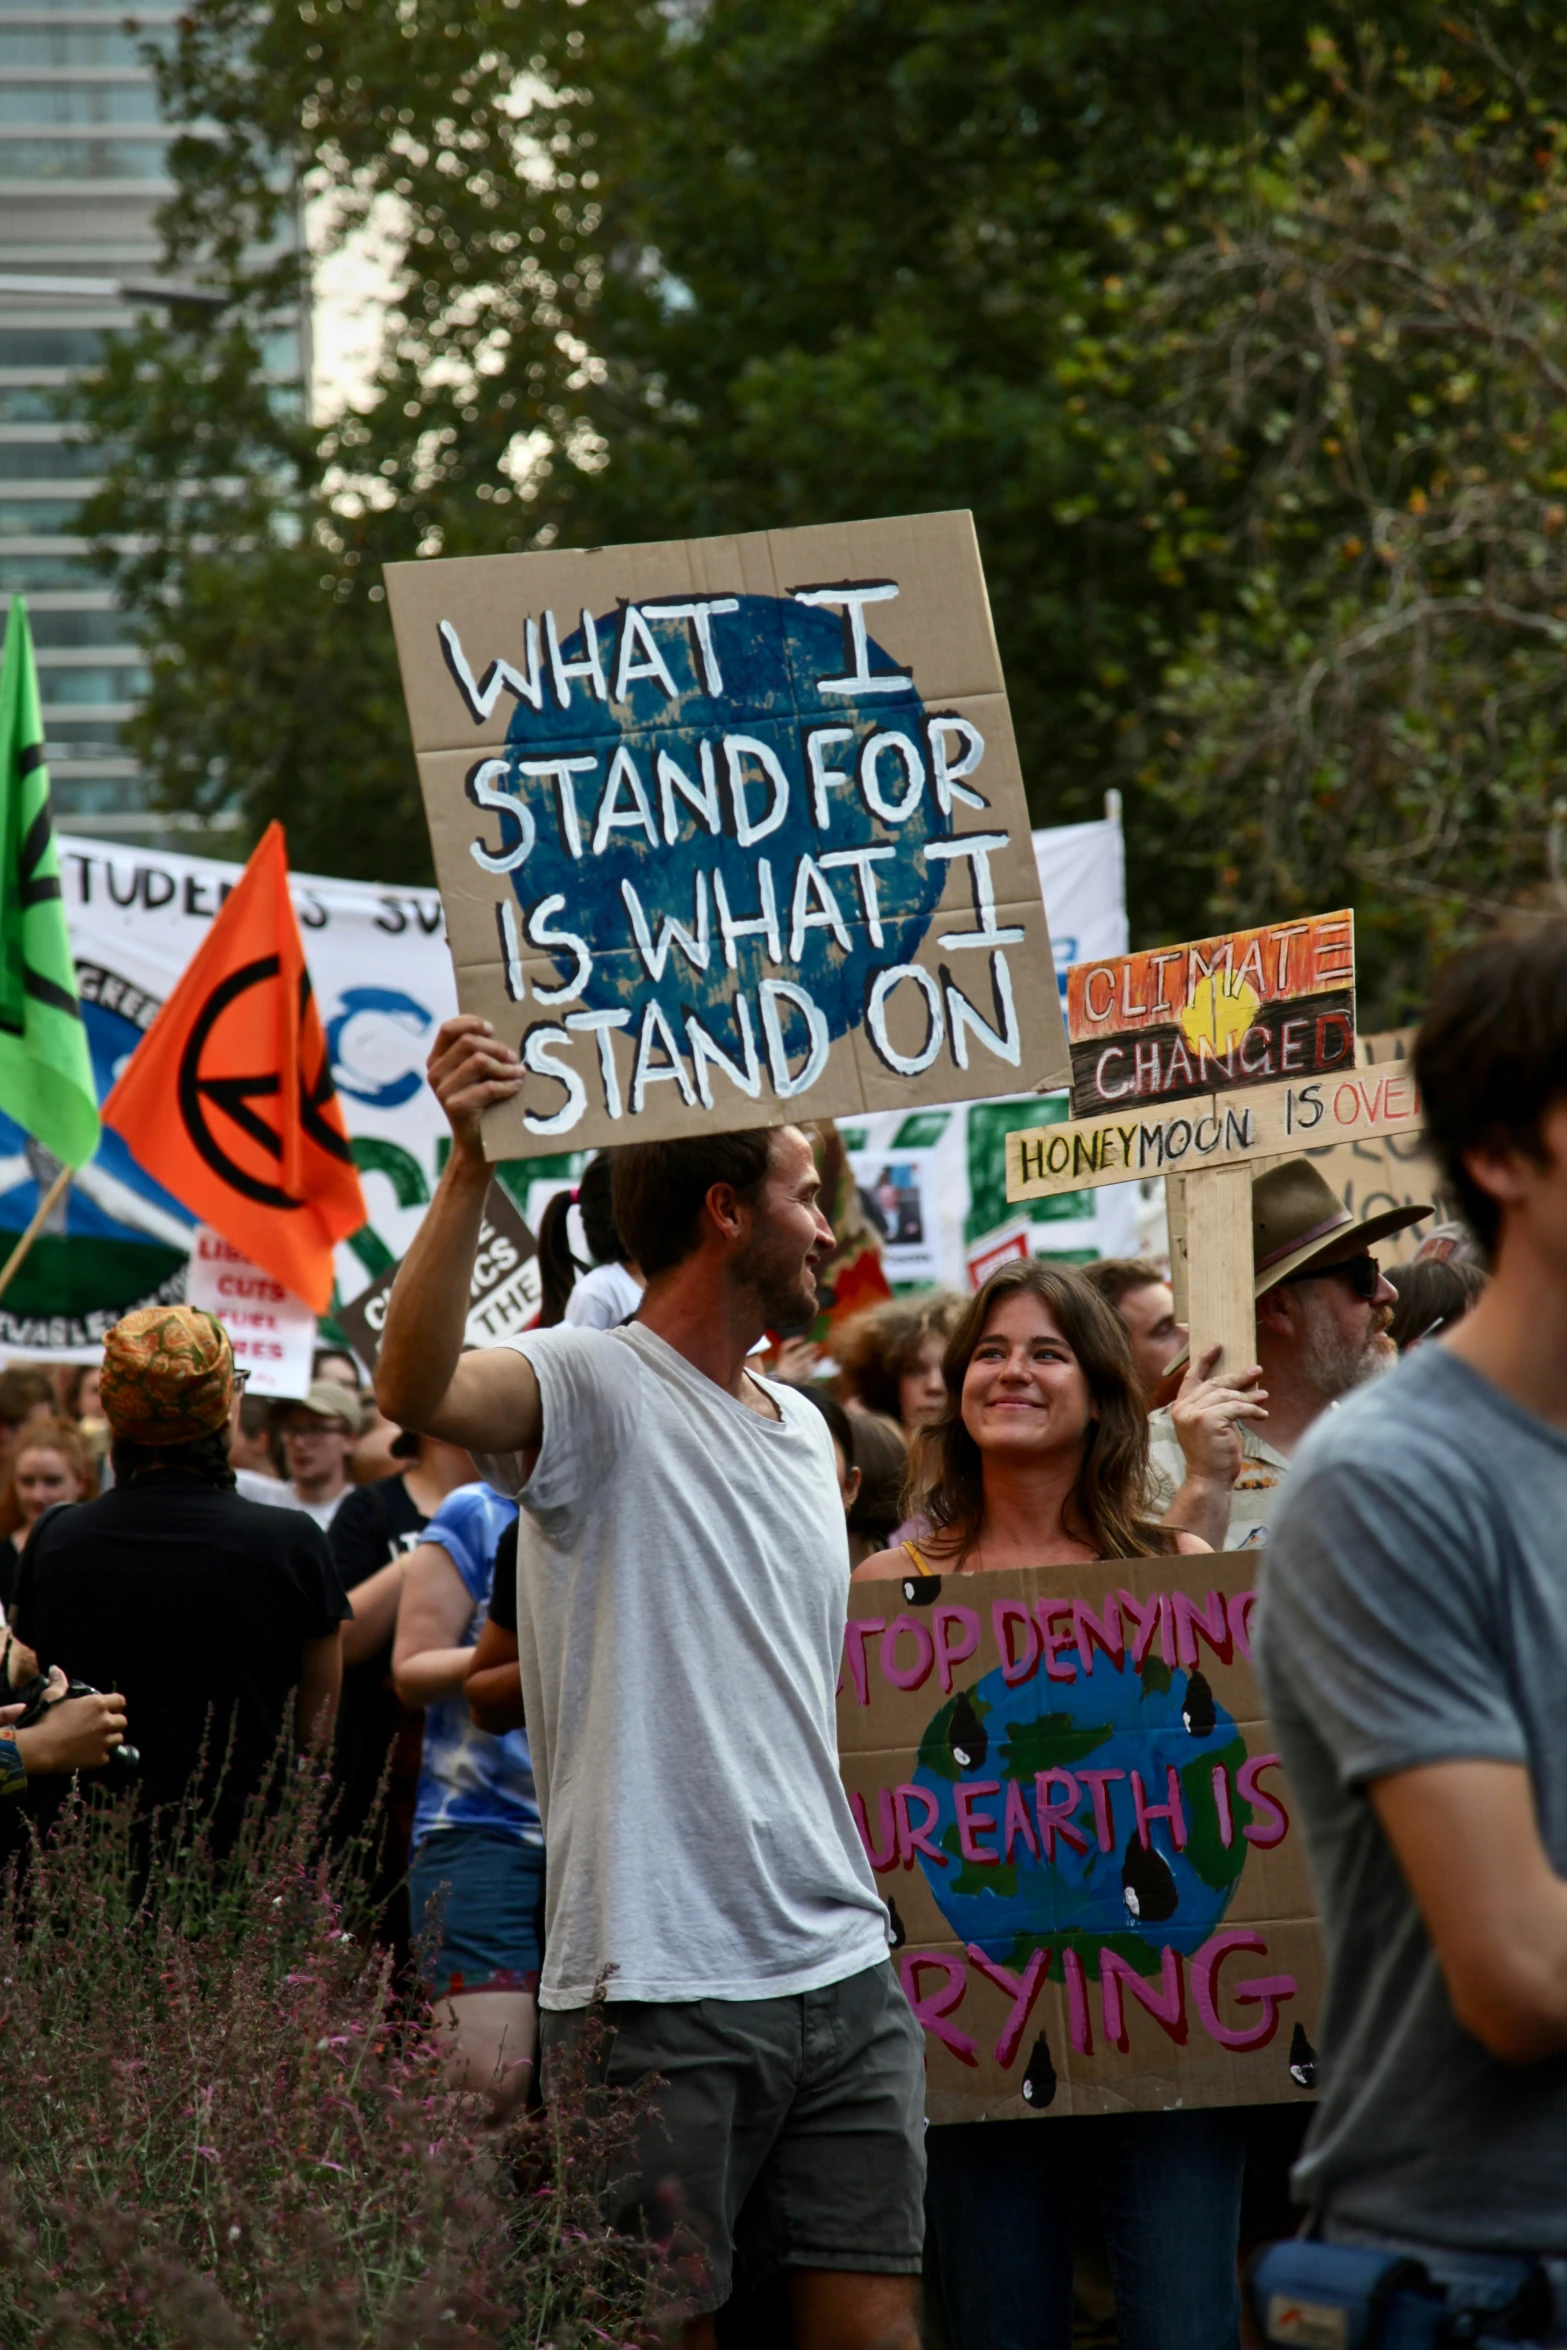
392,1479,541,2109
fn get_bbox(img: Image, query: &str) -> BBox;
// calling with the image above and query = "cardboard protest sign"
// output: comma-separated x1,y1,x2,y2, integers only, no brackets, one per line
386,512,1068,1156
1005,1066,1422,1204
337,1183,539,1371
1298,1030,1455,1264
1066,912,1355,1119
839,1560,1320,2121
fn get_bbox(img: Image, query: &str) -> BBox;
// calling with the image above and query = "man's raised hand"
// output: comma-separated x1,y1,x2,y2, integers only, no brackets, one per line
1169,1345,1269,1493
427,1015,523,1160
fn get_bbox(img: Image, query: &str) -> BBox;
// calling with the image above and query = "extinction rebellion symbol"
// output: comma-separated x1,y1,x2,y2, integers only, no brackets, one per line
176,955,356,1212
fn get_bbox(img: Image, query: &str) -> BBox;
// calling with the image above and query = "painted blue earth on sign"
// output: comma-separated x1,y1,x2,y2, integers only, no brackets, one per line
912,1646,1251,1970
467,592,990,1084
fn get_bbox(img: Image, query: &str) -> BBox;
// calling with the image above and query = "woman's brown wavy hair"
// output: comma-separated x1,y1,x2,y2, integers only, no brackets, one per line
904,1258,1172,1564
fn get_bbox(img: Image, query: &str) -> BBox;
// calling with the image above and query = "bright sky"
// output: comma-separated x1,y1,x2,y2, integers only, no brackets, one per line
307,191,404,422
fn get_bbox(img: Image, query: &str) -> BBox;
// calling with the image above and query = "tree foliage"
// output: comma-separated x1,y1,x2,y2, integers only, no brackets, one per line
75,0,1567,1011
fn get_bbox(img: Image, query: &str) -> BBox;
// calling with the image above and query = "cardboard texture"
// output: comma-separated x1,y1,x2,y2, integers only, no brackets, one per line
337,1183,538,1371
1005,1069,1422,1205
1295,1029,1453,1264
1166,1034,1450,1314
839,1559,1321,2123
386,514,1069,1155
1066,912,1355,1119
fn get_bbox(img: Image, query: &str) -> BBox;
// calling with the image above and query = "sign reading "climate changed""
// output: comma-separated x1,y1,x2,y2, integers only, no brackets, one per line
1066,911,1355,1120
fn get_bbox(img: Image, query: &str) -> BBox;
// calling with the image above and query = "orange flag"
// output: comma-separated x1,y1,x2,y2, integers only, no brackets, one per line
103,822,366,1314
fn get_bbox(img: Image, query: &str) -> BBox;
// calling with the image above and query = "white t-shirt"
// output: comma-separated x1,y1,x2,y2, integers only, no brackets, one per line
563,1260,643,1330
478,1321,889,2010
236,1470,347,1532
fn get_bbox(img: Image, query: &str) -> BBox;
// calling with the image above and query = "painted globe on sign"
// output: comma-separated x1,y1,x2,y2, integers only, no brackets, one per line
498,592,952,1047
911,1635,1250,1967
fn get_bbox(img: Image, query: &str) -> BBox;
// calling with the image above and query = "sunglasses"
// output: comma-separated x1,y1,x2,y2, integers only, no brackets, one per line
1279,1252,1382,1300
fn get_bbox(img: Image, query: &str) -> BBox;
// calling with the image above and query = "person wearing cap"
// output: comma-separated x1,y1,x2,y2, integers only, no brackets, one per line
10,1306,350,1849
245,1380,362,1532
1148,1158,1429,1552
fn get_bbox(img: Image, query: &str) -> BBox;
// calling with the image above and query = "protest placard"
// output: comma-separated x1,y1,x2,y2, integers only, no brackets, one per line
1299,1029,1454,1262
385,512,1068,1155
184,1224,315,1398
1008,913,1409,1376
1005,1066,1422,1201
337,1182,539,1373
848,1143,940,1285
1066,910,1355,1122
839,1559,1320,2120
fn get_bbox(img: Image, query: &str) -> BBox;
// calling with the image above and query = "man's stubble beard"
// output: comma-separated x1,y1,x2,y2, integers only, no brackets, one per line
1297,1288,1395,1402
733,1224,821,1332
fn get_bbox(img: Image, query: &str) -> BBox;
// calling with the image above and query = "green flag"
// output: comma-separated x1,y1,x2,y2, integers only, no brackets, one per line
0,599,100,1169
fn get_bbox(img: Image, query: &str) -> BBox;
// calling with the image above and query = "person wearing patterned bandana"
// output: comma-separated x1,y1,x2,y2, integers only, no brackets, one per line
11,1306,349,1849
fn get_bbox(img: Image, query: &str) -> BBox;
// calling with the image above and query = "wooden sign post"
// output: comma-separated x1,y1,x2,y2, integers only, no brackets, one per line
1005,913,1424,1374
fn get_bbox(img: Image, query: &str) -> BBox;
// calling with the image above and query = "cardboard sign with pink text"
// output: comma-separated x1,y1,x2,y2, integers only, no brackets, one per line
838,1558,1321,2121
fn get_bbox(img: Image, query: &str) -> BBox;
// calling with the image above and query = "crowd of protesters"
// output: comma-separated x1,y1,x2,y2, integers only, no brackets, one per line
0,925,1547,2350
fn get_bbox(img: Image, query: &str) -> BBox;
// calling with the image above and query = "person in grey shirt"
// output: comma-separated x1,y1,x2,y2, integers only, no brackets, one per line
376,1014,924,2350
1258,921,1567,2280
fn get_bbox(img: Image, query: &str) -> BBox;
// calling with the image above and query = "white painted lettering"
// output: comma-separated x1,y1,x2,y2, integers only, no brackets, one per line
468,758,536,875
439,617,545,721
791,582,913,697
759,978,830,1097
867,963,944,1076
544,606,608,709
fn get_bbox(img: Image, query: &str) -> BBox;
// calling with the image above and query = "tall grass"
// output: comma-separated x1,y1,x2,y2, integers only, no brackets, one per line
0,1755,671,2347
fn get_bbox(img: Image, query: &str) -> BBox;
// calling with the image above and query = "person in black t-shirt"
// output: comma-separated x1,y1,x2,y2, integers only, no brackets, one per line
12,1306,348,1849
464,1515,524,1735
327,1430,476,1928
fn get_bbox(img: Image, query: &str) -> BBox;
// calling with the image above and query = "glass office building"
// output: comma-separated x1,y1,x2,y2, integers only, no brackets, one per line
0,0,304,845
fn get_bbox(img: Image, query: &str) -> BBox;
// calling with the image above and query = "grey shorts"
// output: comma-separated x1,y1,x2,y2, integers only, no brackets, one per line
540,1958,927,2314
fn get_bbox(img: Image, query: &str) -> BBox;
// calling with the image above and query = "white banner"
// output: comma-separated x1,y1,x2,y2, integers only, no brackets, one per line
0,813,1132,1358
1037,811,1129,998
837,815,1139,1289
0,833,456,1359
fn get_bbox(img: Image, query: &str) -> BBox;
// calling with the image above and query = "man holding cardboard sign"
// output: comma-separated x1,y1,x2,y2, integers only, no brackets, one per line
1149,1158,1427,1552
1008,912,1431,1549
377,1015,924,2349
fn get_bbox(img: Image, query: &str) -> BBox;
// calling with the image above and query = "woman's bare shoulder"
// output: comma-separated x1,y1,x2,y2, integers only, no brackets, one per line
1172,1529,1212,1555
853,1546,911,1582
853,1538,964,1583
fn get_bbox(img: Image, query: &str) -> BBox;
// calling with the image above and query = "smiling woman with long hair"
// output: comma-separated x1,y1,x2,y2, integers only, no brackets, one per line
856,1257,1203,1584
855,1259,1244,2350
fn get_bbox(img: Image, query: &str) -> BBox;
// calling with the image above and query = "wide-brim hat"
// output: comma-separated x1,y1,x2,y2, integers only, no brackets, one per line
1163,1156,1432,1376
1250,1157,1431,1295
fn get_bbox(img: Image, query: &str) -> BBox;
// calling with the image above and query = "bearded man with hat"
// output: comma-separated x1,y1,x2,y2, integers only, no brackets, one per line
1149,1157,1431,1552
10,1305,349,1848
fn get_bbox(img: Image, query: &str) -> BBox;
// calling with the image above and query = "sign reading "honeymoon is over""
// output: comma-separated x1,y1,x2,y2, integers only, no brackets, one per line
838,1558,1321,2120
1006,1067,1423,1204
387,514,1070,1155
